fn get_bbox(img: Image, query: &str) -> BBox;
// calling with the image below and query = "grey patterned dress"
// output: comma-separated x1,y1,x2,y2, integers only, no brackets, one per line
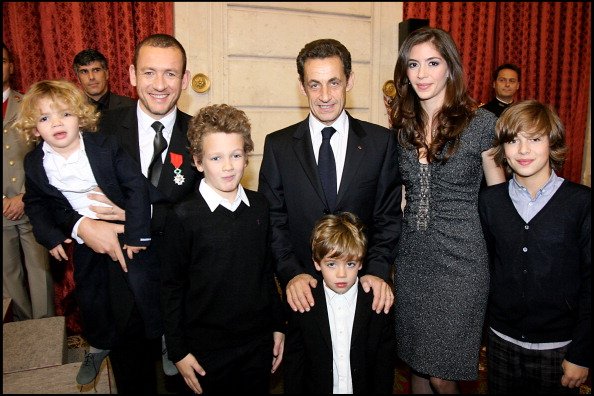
394,108,497,380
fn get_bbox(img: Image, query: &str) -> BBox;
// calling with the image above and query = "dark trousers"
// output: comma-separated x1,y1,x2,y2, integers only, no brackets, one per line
180,333,272,394
72,244,115,349
107,237,164,394
487,329,579,394
73,236,163,349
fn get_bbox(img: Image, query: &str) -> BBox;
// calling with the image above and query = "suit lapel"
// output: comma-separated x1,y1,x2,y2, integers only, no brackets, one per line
292,118,327,205
156,109,187,195
83,134,113,192
351,284,371,346
311,285,333,351
118,108,142,165
27,145,67,201
336,114,366,207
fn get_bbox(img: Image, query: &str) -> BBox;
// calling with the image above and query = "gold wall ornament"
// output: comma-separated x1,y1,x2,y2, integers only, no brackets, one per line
382,80,396,99
191,73,211,93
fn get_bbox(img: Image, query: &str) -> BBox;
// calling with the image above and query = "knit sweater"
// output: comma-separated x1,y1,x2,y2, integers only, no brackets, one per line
161,189,284,363
479,180,591,367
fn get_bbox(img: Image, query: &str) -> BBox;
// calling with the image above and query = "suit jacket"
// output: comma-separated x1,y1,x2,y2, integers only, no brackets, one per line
3,89,35,226
22,132,153,250
99,104,201,233
98,104,200,348
283,283,395,394
258,113,403,286
107,92,135,110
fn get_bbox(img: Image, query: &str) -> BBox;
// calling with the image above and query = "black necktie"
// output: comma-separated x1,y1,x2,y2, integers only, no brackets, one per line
148,121,167,187
318,126,337,210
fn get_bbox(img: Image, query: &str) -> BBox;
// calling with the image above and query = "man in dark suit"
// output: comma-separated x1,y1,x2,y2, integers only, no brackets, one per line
481,63,521,118
76,34,199,394
258,39,402,315
73,48,134,113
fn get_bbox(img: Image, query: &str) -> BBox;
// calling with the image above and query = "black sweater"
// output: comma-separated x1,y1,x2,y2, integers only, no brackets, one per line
161,189,284,363
479,180,591,367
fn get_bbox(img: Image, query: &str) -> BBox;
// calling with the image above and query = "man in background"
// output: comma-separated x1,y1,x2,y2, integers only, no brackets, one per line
482,63,521,117
73,48,134,112
3,42,54,321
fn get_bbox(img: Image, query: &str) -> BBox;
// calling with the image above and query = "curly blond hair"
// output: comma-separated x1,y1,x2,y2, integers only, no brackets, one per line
13,80,99,143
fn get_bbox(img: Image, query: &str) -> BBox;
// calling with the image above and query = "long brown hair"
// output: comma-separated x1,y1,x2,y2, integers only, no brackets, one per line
390,27,477,164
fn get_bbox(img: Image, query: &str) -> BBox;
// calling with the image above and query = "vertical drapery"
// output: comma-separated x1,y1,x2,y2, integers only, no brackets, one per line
403,2,591,184
3,2,173,98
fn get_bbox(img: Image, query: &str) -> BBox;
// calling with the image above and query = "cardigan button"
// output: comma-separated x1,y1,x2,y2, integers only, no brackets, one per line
524,225,529,229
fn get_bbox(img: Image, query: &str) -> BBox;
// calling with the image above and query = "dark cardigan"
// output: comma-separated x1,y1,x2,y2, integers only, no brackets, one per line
160,188,285,363
479,180,591,367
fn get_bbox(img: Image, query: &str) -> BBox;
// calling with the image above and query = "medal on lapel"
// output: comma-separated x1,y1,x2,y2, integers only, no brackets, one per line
170,152,185,185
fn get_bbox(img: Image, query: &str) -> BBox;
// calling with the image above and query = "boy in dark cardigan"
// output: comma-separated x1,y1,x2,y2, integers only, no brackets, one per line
160,104,285,394
479,100,590,394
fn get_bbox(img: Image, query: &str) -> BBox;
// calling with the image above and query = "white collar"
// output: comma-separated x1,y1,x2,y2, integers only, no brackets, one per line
199,178,250,212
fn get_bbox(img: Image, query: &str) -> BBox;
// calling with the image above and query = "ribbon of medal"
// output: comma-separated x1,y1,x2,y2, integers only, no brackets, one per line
170,152,185,185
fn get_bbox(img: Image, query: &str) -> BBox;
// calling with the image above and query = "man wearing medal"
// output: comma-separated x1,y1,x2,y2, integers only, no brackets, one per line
75,34,200,393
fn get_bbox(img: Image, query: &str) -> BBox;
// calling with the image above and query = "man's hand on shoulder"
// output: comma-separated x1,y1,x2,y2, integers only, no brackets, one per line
286,273,318,313
360,274,394,314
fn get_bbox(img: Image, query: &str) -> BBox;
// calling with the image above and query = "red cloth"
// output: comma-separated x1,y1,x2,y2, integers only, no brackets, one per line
50,242,83,335
3,97,8,118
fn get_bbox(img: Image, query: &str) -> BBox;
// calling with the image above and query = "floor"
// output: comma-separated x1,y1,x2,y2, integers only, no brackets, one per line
66,336,591,394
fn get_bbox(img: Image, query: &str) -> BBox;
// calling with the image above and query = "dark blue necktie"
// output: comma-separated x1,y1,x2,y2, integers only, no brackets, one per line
148,121,167,187
318,126,337,210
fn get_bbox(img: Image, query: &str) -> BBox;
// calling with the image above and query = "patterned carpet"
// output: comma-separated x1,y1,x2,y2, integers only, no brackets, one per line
67,335,590,394
393,346,488,394
393,345,591,394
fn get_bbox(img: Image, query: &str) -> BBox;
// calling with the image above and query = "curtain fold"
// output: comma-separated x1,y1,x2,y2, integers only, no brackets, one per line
403,2,591,183
3,2,173,98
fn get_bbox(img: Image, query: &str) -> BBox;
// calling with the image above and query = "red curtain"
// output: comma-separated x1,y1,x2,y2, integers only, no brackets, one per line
404,2,591,184
3,2,173,98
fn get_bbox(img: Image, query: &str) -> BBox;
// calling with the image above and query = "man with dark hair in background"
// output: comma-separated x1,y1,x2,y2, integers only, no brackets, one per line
482,63,521,117
73,49,134,112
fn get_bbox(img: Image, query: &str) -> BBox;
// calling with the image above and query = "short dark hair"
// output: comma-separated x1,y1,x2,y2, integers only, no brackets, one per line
492,63,521,82
296,39,352,84
134,34,187,73
73,49,108,73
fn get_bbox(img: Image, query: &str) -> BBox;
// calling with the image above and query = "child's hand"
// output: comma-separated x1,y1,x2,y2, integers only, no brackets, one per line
123,245,146,260
49,239,72,261
176,353,206,394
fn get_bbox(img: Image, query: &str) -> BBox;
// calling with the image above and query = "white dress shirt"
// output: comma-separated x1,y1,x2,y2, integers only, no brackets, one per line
323,278,358,394
42,134,111,243
137,105,177,177
309,110,349,193
199,178,250,213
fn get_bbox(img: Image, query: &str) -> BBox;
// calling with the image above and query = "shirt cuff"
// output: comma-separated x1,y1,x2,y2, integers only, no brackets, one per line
71,217,86,244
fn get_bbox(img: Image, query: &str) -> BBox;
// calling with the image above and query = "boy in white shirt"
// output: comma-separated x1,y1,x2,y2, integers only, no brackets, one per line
284,212,395,394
